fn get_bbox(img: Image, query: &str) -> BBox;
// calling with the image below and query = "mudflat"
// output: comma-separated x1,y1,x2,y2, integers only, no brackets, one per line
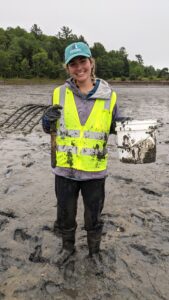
0,84,169,300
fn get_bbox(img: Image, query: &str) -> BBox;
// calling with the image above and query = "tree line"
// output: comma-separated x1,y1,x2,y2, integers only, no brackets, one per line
0,24,168,81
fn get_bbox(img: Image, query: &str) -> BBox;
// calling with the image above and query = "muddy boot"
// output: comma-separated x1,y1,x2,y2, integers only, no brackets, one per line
87,230,103,275
52,229,75,267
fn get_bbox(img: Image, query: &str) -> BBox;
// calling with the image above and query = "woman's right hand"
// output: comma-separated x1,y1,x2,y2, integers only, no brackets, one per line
43,105,63,122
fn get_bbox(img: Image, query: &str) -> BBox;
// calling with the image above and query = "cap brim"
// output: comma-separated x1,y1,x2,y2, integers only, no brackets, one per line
66,53,91,65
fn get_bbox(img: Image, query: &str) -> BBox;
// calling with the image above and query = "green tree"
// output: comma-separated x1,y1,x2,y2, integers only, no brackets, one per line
108,50,126,77
20,58,31,78
157,67,169,79
56,26,86,61
119,47,129,77
57,26,76,40
31,24,43,38
7,38,23,76
91,43,106,58
122,56,129,77
129,61,144,79
0,28,9,50
96,55,112,79
32,50,49,77
17,36,39,67
144,65,156,78
0,50,11,77
119,47,128,57
42,36,62,61
135,54,144,65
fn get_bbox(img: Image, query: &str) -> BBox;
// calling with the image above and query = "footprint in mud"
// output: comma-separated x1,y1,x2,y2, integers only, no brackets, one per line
0,211,16,231
29,234,48,263
0,219,9,232
130,212,146,227
0,210,17,219
62,287,78,299
41,281,64,296
109,175,133,184
13,228,31,243
4,168,13,178
4,184,24,194
13,287,37,299
21,153,35,168
44,277,79,299
102,213,125,233
13,228,47,263
80,250,116,277
63,259,75,280
0,248,10,272
29,245,46,263
130,243,159,264
100,248,117,274
0,247,24,272
15,137,28,142
22,160,35,168
0,292,5,300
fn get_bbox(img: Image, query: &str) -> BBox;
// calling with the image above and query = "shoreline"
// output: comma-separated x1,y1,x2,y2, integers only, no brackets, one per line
108,80,169,85
0,78,169,86
0,78,64,85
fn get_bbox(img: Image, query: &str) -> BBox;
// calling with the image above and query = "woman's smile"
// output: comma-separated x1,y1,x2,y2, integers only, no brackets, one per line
68,56,93,84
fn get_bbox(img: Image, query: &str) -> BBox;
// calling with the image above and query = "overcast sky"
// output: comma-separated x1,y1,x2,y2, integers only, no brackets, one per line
1,0,169,69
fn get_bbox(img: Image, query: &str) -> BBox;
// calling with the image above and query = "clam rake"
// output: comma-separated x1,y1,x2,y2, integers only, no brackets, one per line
0,103,57,168
0,104,51,133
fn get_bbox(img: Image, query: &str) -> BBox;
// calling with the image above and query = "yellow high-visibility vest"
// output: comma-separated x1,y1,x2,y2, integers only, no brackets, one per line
52,85,116,172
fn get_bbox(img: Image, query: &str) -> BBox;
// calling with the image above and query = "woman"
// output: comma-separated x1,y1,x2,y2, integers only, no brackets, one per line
42,42,121,269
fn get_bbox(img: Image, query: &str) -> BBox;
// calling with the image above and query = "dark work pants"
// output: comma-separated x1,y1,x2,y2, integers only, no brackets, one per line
54,175,105,233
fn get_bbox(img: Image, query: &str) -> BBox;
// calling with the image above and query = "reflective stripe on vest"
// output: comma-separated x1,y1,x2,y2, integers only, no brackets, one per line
53,85,116,171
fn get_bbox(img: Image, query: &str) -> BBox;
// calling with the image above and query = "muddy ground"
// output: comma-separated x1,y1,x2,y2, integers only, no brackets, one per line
0,84,169,300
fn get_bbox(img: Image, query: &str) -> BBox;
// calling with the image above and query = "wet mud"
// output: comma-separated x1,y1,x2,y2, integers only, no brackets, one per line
0,84,169,299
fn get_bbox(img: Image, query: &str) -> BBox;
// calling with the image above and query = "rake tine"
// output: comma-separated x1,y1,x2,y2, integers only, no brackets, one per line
28,106,51,132
26,113,46,133
21,105,51,131
5,104,42,128
13,105,47,129
1,104,36,127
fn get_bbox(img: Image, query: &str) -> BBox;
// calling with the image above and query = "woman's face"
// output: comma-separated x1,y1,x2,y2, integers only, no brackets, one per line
67,56,93,84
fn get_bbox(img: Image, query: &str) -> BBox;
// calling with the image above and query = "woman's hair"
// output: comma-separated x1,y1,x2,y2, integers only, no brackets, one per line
90,57,96,84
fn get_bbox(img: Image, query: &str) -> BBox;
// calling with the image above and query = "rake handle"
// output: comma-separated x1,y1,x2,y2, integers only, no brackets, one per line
50,121,57,168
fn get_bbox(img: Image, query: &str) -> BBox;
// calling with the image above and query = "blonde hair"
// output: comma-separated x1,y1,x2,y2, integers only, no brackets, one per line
90,57,96,84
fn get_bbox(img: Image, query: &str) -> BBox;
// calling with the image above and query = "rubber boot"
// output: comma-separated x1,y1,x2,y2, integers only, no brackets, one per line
87,230,103,275
52,229,75,267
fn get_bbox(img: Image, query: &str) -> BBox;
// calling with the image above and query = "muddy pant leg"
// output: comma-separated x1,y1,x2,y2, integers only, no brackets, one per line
54,175,80,233
81,178,105,255
52,176,80,266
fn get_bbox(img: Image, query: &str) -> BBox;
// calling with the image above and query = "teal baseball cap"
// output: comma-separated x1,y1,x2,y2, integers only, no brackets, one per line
64,42,92,64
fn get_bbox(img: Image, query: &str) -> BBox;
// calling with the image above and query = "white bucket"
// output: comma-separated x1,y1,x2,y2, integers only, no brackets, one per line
115,119,157,164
